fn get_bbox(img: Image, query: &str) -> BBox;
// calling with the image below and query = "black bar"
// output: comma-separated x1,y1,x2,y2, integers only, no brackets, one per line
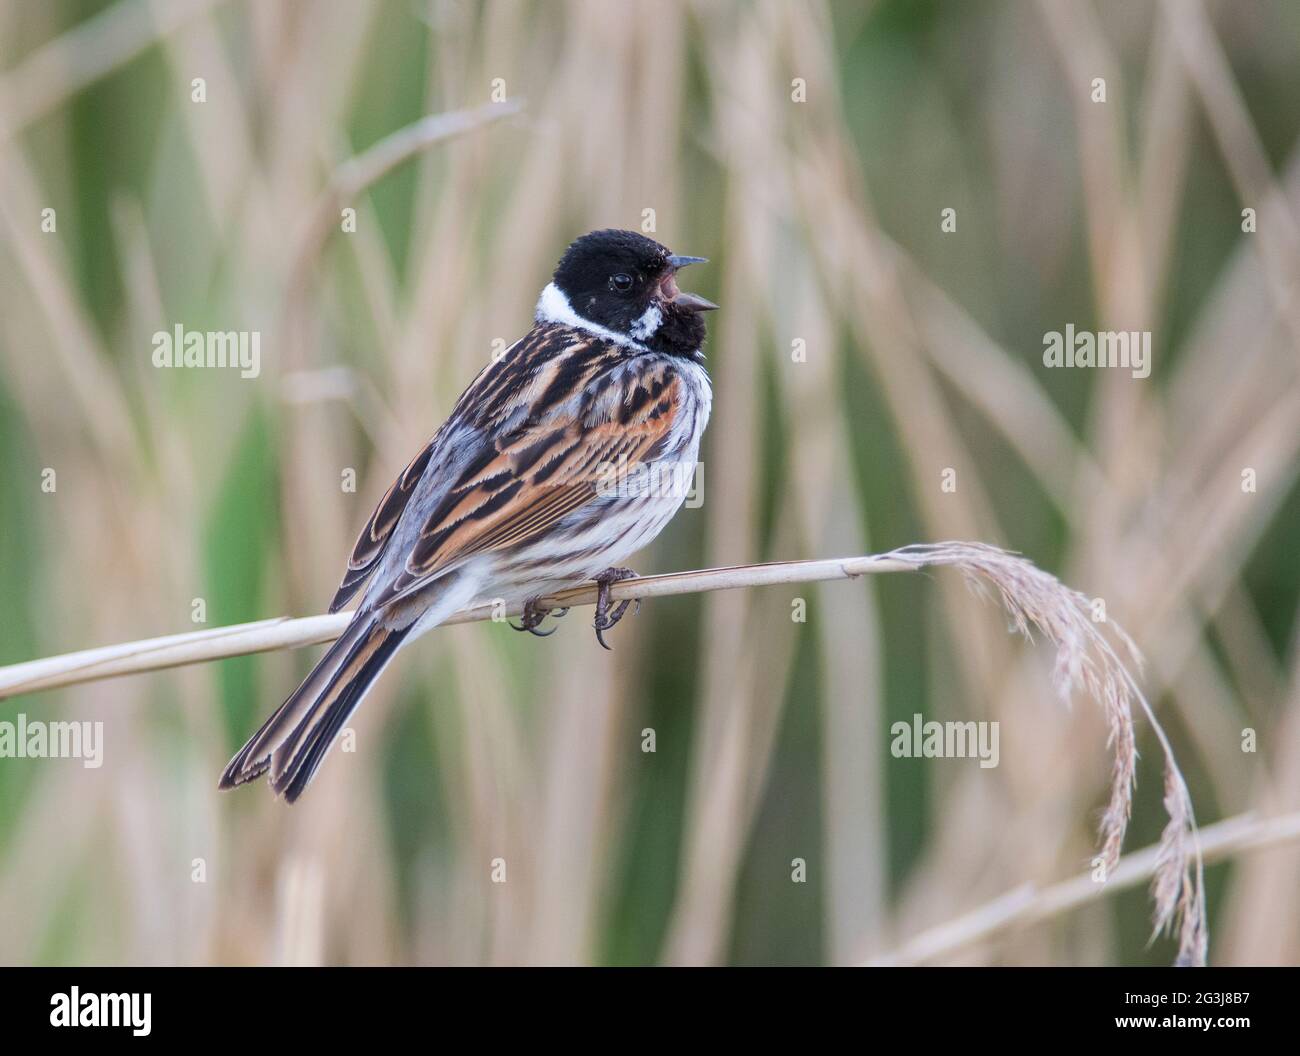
1,966,1291,1041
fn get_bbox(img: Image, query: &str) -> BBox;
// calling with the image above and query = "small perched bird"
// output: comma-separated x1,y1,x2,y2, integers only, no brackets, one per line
220,229,716,801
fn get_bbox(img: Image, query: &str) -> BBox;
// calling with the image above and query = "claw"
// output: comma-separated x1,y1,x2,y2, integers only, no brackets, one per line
592,567,639,650
511,597,565,637
510,620,556,637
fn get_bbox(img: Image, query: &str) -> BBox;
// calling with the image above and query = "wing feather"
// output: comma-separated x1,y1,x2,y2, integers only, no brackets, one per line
328,440,434,612
330,326,691,612
404,390,679,574
387,360,684,605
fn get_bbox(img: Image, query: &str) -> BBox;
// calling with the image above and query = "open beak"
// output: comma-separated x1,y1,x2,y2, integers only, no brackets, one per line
662,255,718,312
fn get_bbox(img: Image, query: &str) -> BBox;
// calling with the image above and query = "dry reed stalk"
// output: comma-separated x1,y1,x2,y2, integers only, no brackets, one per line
1161,0,1300,350
284,98,526,316
0,0,231,142
884,543,1207,966
0,541,1206,963
869,809,1299,966
0,556,911,697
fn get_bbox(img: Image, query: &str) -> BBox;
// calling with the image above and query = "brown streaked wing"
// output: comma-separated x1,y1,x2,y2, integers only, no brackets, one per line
328,438,435,612
371,359,687,607
327,325,578,613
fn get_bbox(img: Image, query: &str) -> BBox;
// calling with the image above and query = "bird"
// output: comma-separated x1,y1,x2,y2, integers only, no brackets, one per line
219,229,716,801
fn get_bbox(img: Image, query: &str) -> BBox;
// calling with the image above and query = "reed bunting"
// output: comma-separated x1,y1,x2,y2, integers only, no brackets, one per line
220,229,716,801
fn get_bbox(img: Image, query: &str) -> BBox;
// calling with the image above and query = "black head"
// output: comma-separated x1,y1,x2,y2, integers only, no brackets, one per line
548,229,716,356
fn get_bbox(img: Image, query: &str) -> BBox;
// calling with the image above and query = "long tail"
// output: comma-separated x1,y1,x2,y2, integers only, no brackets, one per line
218,613,411,802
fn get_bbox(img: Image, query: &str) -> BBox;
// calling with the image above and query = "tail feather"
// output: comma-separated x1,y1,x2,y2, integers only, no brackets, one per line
270,620,410,801
218,615,410,801
217,622,361,790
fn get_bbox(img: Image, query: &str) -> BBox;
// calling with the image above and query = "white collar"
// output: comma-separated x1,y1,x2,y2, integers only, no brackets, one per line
535,283,648,351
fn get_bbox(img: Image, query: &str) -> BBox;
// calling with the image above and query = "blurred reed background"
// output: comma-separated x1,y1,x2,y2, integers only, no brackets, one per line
0,0,1298,966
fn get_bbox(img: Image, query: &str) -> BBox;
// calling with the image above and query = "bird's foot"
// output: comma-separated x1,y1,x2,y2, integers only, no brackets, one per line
592,567,641,650
510,597,568,637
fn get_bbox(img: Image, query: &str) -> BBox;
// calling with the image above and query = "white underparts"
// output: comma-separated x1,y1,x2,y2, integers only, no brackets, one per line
535,283,648,351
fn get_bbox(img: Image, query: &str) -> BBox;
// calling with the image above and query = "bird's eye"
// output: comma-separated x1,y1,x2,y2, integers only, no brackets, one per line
610,273,634,293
